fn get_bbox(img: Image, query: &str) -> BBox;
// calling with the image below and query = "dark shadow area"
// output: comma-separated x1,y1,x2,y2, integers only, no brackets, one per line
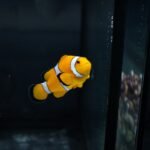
0,0,114,150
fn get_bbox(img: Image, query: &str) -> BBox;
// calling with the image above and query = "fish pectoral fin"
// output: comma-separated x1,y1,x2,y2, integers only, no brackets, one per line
60,73,75,85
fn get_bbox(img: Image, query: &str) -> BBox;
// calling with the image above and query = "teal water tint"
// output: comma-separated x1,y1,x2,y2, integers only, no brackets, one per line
80,0,114,150
122,0,147,74
115,0,148,150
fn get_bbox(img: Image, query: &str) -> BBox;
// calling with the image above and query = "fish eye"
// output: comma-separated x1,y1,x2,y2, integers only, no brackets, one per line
76,61,80,64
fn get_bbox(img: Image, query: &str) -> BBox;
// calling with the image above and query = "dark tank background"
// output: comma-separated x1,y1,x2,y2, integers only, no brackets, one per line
0,0,114,150
0,0,149,150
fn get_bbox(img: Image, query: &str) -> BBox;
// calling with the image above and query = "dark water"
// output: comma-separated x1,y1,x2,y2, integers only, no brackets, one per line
0,0,114,150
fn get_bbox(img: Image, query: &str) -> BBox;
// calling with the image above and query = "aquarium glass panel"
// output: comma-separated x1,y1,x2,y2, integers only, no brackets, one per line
115,0,148,150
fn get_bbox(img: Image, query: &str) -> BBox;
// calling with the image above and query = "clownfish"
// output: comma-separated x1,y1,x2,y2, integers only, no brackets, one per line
31,55,92,100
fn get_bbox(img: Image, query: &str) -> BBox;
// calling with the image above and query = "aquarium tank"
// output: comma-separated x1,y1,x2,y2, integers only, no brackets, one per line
0,0,149,150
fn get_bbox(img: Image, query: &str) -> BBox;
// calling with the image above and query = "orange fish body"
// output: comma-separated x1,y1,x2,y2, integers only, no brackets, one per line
32,55,92,101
